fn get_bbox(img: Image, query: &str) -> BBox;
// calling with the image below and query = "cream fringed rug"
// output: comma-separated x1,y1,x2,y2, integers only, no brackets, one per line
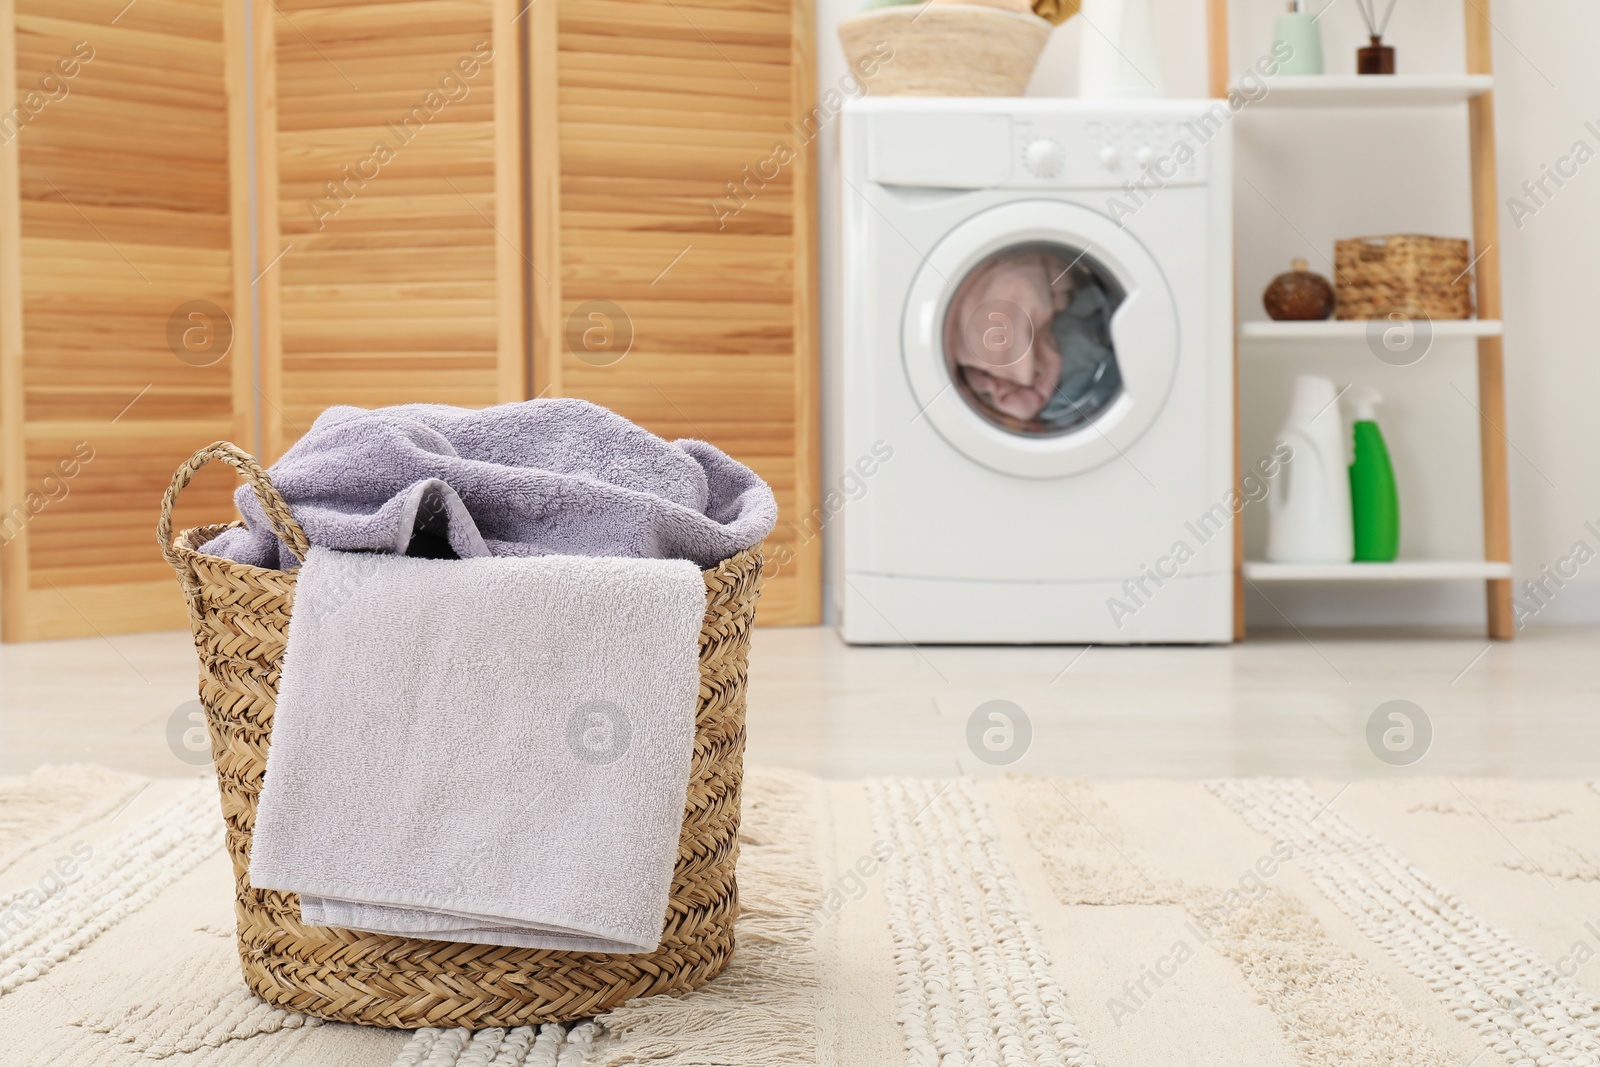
4,769,1600,1066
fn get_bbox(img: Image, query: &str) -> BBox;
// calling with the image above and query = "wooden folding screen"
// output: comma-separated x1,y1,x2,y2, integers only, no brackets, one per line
2,0,814,640
254,0,525,460
530,0,821,625
0,0,251,640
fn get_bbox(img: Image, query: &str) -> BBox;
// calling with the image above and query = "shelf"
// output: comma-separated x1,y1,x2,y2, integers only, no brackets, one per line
1240,319,1503,341
1243,560,1513,582
1241,74,1494,109
1214,3,1515,638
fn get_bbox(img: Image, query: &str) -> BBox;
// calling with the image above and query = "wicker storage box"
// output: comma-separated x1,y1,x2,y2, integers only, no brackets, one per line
838,4,1051,97
1334,234,1474,320
158,443,761,1029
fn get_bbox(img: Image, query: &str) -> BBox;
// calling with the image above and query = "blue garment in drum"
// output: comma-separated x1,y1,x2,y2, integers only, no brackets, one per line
1038,283,1122,431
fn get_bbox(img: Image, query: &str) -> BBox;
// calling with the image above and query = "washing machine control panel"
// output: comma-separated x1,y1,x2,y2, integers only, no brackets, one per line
1015,115,1208,189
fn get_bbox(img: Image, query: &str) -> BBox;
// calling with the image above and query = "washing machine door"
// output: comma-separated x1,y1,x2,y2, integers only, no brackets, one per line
902,200,1179,479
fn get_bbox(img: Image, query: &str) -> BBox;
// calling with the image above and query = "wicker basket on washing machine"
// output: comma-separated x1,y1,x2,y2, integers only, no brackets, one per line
838,3,1052,97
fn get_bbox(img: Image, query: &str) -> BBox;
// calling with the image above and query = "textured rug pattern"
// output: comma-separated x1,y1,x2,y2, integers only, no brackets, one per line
0,765,147,875
74,946,323,1057
870,778,1097,1067
1010,776,1455,1067
0,783,219,996
1211,778,1600,1067
3,770,1600,1066
390,1022,594,1067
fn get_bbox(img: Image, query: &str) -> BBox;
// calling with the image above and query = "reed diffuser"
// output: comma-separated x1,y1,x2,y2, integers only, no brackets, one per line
1356,0,1397,73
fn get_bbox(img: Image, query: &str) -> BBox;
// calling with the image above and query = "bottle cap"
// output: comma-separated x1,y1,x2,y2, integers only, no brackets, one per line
1288,374,1339,419
1350,385,1382,421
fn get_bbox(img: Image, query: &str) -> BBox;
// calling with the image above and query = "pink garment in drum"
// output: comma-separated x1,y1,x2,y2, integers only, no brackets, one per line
943,250,1072,421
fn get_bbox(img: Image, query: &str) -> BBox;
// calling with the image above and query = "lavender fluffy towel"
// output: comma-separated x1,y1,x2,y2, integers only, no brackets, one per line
206,399,778,570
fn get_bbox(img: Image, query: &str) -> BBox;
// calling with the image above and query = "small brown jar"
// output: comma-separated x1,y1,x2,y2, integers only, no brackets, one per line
1263,258,1336,321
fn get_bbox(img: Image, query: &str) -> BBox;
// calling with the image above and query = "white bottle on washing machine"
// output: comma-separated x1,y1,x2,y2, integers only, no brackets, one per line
1079,0,1165,100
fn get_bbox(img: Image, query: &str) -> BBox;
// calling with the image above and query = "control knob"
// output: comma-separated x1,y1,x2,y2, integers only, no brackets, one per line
1024,138,1064,178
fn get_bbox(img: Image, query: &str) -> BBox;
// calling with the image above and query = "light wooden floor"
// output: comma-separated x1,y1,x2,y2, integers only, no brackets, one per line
1,625,1595,779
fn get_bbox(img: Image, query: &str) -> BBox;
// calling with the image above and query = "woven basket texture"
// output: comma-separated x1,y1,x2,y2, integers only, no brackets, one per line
159,442,760,1028
1334,234,1474,320
839,4,1051,97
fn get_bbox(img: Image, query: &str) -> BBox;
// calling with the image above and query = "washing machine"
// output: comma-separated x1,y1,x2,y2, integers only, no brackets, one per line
836,97,1234,644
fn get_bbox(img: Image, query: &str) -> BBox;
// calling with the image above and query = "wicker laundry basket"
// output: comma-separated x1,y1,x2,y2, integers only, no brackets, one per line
157,442,761,1029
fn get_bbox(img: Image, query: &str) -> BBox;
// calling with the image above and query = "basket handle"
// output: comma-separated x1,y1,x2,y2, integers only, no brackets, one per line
158,442,311,582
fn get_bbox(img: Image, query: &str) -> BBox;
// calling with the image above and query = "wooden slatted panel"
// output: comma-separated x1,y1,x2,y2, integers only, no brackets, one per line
0,0,250,640
260,0,524,459
532,0,820,625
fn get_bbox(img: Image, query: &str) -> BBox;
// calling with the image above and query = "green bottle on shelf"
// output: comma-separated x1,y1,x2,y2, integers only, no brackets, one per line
1349,386,1399,562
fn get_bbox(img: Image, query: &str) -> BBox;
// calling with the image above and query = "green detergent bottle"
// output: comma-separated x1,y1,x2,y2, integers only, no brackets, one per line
1349,387,1399,562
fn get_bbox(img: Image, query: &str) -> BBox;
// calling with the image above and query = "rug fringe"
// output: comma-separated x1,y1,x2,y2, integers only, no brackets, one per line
0,764,147,875
593,769,823,1066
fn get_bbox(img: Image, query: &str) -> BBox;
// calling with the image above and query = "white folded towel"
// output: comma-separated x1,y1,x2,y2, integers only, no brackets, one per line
247,547,706,954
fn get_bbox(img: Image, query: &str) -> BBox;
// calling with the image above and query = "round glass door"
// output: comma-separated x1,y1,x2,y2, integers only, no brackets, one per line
902,200,1180,479
942,241,1125,438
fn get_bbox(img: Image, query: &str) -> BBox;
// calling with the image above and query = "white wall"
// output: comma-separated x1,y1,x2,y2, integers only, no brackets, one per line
816,0,1600,632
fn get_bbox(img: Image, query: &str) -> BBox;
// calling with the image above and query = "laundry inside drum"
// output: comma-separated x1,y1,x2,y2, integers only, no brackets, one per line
941,241,1125,437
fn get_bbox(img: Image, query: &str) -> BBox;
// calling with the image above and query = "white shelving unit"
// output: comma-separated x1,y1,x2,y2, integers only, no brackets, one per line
1239,319,1503,342
1243,560,1513,583
1210,1,1515,638
1243,74,1493,109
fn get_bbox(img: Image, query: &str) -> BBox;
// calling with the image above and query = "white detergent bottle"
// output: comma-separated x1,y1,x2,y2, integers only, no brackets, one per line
1265,375,1354,564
